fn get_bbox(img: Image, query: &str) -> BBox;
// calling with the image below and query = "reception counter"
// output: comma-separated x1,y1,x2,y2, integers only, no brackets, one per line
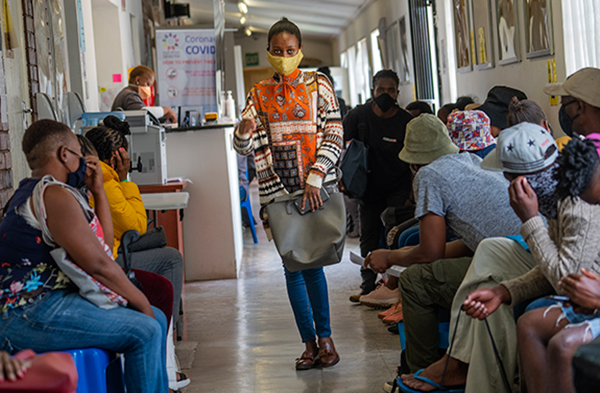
165,124,243,281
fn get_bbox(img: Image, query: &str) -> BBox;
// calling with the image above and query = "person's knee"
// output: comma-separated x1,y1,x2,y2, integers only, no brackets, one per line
548,328,589,360
399,264,425,296
163,247,183,268
133,310,165,346
517,310,542,344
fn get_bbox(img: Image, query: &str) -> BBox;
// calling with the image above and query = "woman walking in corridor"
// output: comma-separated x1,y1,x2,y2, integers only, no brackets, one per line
233,18,344,370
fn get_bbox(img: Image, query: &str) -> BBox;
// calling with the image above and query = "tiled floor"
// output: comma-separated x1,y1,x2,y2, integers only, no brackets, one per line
179,227,401,393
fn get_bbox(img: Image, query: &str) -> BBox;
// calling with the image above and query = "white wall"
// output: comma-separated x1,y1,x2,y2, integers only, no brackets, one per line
81,0,100,111
435,0,567,135
336,0,414,107
337,0,567,134
235,34,335,69
2,0,33,183
92,0,145,109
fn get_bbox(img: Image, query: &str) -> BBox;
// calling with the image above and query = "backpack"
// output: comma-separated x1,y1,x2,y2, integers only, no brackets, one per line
340,106,369,199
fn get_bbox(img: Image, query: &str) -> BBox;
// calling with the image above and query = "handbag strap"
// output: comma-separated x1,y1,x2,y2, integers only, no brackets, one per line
441,311,512,393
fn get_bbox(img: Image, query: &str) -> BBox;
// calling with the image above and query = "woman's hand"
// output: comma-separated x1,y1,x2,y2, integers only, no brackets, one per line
365,250,392,273
112,148,130,181
237,118,256,138
0,351,30,382
463,285,511,320
83,155,104,196
302,184,322,212
508,177,539,223
559,268,600,311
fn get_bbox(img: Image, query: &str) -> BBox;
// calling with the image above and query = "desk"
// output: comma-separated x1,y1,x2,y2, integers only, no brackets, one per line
139,182,188,258
165,125,243,281
141,192,189,211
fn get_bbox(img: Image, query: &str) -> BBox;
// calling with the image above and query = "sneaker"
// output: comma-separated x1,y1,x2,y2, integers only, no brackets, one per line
382,380,398,393
359,286,400,309
378,300,401,319
349,293,362,303
382,303,403,324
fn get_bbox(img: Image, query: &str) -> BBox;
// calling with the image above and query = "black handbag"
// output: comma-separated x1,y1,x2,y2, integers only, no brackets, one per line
340,109,369,199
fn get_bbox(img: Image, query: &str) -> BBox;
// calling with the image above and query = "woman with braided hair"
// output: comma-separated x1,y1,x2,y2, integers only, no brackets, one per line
84,116,188,390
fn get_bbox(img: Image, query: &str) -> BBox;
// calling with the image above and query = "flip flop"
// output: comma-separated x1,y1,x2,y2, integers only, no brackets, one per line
397,369,466,393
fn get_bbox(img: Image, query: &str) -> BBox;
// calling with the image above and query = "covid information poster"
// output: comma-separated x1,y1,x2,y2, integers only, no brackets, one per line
155,28,217,115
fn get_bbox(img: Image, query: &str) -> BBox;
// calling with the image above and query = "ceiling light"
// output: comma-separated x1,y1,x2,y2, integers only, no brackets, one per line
240,16,246,25
245,27,252,36
238,1,248,14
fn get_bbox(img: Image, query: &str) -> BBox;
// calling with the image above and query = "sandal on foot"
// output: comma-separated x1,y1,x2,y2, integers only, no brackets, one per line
397,369,465,393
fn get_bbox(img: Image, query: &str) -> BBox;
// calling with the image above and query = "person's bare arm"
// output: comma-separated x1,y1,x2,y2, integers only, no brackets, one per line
366,213,472,272
44,186,154,318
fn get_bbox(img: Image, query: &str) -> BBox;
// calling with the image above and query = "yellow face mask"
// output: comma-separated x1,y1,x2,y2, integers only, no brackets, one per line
267,50,304,77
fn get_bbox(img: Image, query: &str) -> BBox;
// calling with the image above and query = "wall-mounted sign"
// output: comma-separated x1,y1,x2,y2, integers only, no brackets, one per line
245,52,259,67
155,28,217,114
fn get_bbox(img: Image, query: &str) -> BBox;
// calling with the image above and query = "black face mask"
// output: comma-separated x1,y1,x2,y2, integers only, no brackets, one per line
373,93,397,113
67,157,87,188
558,102,580,137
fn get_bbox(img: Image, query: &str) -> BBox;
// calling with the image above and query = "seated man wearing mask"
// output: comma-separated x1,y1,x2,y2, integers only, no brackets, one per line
112,65,177,123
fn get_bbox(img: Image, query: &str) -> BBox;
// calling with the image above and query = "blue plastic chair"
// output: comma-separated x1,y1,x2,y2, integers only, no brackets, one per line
62,348,125,393
398,322,450,351
241,194,258,243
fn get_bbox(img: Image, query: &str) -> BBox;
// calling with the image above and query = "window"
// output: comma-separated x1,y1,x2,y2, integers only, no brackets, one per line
356,38,370,104
562,0,600,74
346,45,358,107
370,29,383,77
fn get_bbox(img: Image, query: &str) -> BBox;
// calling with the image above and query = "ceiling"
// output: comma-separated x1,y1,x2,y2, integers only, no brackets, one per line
186,0,372,39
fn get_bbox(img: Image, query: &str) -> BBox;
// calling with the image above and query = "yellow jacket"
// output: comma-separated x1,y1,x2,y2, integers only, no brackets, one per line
91,161,147,256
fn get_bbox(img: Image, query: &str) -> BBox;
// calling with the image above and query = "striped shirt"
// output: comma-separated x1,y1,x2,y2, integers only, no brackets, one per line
234,69,343,205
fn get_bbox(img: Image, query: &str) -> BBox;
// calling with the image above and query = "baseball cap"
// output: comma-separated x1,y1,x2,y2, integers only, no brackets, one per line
543,67,600,108
447,110,496,151
478,86,527,130
480,122,558,173
399,114,459,165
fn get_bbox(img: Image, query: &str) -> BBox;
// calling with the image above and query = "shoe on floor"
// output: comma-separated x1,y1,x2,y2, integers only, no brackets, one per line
349,293,362,303
350,288,373,303
387,323,399,335
174,372,190,389
295,342,320,370
383,304,403,325
382,380,399,393
378,301,401,319
360,286,400,309
318,337,340,368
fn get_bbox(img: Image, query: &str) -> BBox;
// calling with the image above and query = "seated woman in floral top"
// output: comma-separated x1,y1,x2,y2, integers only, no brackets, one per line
0,120,168,393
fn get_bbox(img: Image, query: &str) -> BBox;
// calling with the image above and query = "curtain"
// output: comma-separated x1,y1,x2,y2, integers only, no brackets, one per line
562,0,600,74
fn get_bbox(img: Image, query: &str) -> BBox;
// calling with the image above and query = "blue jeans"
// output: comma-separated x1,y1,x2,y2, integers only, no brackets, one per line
283,265,332,343
0,290,168,393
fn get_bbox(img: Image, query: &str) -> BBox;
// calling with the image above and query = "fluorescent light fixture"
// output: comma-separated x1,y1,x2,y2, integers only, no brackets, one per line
245,27,252,36
240,16,246,25
238,1,248,14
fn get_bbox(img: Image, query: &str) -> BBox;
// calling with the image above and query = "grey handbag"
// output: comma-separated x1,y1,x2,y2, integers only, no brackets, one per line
265,169,346,272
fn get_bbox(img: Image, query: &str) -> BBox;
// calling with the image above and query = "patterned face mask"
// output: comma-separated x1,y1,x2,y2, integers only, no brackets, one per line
523,163,559,220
